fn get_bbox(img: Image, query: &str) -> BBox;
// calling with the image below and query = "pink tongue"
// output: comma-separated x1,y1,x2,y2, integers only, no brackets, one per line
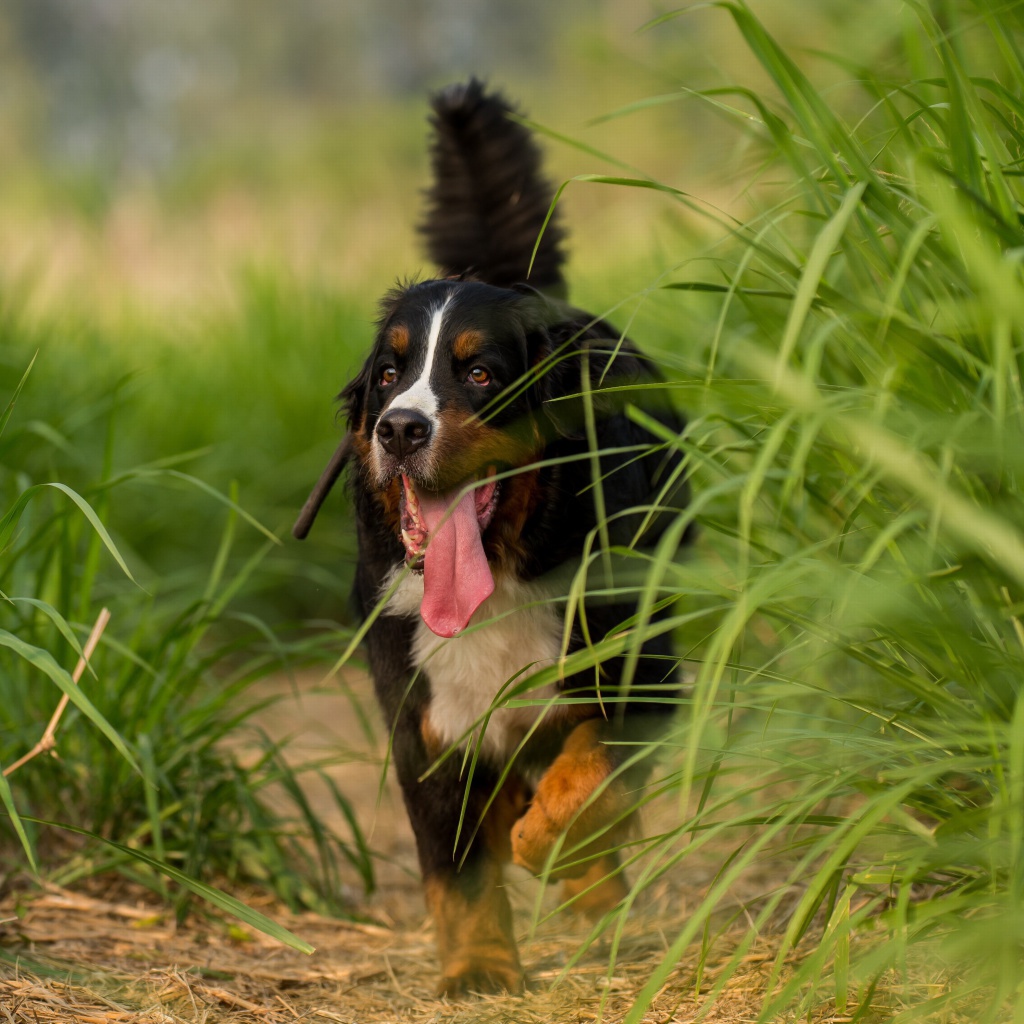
418,489,495,638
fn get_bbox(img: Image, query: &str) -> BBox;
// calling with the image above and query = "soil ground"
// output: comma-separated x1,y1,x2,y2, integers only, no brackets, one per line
0,672,906,1023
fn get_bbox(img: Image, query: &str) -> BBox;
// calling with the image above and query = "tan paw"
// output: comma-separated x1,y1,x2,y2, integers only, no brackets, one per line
436,956,526,998
425,872,523,1000
510,720,633,878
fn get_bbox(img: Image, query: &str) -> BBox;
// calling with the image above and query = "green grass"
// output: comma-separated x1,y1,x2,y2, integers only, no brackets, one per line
0,272,373,619
527,1,1024,1020
0,120,387,950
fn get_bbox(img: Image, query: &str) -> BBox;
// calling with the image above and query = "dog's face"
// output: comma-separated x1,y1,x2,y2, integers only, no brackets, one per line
344,279,552,635
352,280,543,491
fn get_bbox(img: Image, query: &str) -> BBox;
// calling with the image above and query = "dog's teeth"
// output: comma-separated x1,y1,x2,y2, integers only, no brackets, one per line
402,525,425,557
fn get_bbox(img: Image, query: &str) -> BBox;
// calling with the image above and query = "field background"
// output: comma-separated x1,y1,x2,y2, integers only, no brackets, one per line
3,1,1023,1022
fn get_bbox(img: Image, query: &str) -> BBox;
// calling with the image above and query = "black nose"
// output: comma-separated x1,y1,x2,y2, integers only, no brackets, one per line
376,408,432,459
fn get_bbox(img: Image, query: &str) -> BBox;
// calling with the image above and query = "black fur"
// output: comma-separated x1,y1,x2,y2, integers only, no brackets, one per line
420,79,566,293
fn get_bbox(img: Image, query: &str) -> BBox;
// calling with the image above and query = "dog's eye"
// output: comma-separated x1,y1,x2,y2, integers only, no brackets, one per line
380,366,399,386
467,367,492,386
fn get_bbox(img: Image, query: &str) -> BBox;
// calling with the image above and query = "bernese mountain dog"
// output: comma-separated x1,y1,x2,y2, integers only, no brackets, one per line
295,79,689,997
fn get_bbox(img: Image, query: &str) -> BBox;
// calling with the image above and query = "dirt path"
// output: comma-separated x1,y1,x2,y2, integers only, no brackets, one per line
0,672,857,1022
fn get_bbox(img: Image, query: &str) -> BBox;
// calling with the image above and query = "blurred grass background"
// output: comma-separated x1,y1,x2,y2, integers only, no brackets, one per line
3,0,1024,1019
0,0,907,613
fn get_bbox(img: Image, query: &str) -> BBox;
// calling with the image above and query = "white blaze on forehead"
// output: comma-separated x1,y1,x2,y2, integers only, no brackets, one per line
391,294,452,421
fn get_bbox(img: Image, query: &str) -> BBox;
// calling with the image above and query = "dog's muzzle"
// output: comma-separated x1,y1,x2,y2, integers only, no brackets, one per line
375,408,432,461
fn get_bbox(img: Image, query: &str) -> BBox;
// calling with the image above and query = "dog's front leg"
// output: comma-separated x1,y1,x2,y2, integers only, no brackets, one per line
389,705,526,997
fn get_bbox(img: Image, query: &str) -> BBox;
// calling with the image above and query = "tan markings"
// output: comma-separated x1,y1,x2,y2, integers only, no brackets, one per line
420,708,446,761
356,393,545,572
413,409,544,576
350,407,401,524
350,425,371,462
561,852,629,918
349,421,401,535
370,476,402,537
511,718,635,880
424,870,524,997
387,323,410,356
431,410,539,483
352,423,406,531
453,329,485,361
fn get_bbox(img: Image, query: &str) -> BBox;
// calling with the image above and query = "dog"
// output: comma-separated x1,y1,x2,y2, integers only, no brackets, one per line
295,79,690,997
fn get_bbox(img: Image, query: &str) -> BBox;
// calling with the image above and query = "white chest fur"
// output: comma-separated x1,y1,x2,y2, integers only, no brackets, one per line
383,570,565,762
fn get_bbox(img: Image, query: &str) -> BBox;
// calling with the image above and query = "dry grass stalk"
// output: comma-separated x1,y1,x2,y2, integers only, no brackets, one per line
3,607,111,778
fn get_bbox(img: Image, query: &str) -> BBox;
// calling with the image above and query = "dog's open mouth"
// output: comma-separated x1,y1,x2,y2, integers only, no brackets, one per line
399,470,500,638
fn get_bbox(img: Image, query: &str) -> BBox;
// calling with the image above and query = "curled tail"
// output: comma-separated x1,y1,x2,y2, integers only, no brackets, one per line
420,78,566,294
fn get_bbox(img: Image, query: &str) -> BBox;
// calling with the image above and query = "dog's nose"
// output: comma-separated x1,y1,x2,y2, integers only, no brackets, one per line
376,408,432,459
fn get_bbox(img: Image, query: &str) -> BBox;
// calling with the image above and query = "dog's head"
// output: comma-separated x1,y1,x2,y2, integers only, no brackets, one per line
344,280,549,491
343,278,563,636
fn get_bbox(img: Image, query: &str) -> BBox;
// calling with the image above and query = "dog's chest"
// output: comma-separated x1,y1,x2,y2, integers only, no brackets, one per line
385,572,564,761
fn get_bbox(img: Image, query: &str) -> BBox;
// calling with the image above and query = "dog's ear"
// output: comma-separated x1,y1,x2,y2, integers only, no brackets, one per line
339,357,373,434
293,340,379,541
525,315,596,439
511,290,579,422
527,311,645,441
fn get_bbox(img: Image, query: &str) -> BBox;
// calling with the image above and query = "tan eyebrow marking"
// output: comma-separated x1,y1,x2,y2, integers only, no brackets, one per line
388,324,410,356
453,329,485,362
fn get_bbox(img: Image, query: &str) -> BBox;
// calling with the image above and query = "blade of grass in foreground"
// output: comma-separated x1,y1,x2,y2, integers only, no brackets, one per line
0,482,135,582
0,773,36,872
0,352,37,440
17,816,315,954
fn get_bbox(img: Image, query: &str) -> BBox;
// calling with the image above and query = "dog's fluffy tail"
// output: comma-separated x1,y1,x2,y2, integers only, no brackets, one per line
421,79,566,294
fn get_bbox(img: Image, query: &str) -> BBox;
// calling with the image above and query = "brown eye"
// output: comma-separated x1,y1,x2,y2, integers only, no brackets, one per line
467,366,491,386
380,366,399,386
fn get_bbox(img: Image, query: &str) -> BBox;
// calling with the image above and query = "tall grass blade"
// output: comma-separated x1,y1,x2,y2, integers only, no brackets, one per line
0,482,135,582
0,352,37,441
0,777,36,873
25,816,315,953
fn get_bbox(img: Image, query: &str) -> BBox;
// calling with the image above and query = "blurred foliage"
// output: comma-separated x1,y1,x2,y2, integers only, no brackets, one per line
0,0,564,174
566,2,1024,1020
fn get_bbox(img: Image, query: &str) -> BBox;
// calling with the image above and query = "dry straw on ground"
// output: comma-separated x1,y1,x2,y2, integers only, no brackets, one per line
1,874,865,1024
